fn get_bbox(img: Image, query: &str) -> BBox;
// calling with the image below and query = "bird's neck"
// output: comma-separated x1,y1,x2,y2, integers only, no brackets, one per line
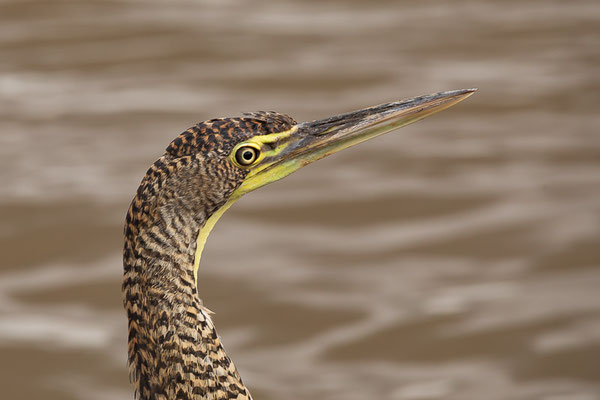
123,181,251,400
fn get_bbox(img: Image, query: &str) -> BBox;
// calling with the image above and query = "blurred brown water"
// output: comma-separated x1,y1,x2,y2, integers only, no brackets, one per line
1,1,600,399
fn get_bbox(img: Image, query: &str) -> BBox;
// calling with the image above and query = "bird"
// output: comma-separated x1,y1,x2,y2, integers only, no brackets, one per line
122,88,476,400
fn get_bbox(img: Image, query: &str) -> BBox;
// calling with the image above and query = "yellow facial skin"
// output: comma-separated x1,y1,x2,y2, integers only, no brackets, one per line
228,127,299,199
193,88,476,284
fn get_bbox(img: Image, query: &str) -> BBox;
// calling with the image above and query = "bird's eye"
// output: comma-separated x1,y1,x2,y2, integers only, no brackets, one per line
235,146,259,166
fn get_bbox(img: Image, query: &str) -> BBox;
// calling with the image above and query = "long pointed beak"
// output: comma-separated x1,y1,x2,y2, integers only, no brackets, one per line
291,88,476,163
234,88,477,196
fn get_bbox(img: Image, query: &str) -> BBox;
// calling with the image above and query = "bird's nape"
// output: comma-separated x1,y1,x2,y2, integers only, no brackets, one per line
122,89,476,400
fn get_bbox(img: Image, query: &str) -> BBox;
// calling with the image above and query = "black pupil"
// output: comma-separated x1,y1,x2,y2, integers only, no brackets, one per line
242,150,254,161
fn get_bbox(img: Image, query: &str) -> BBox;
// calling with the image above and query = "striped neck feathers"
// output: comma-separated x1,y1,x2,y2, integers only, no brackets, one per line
122,155,252,400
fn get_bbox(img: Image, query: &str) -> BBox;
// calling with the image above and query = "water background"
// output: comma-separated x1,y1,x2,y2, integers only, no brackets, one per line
1,1,599,399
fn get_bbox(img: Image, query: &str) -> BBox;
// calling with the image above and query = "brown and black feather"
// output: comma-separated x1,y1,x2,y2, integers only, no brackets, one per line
123,112,295,400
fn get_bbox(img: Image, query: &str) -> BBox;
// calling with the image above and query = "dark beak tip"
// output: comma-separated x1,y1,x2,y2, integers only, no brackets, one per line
423,87,478,108
461,87,478,95
440,87,478,98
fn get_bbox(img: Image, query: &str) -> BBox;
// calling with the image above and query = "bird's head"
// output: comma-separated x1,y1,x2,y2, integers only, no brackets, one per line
170,88,476,202
130,89,476,283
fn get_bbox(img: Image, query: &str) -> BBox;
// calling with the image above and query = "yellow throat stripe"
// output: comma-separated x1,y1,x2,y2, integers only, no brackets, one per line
192,198,235,286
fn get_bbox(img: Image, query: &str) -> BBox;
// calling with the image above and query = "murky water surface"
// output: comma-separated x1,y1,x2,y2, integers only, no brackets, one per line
1,1,599,399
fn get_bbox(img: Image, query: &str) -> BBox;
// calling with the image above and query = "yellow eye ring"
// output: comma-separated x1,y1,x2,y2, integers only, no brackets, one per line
234,145,260,166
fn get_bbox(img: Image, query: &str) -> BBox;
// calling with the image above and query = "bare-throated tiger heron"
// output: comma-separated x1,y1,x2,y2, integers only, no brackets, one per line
123,88,476,399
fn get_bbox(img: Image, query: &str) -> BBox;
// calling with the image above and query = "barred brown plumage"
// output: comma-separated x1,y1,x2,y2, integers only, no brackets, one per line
123,114,295,400
122,89,475,399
